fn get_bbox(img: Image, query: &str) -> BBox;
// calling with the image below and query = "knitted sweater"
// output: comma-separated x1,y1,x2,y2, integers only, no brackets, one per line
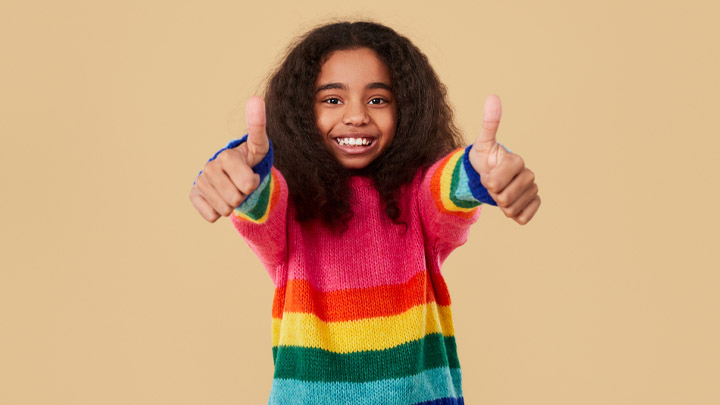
207,137,496,404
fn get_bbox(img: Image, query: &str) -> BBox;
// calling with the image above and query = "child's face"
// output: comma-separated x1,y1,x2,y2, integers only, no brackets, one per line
314,47,397,169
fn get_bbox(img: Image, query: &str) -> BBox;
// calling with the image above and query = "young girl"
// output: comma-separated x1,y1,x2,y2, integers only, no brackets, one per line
189,21,539,405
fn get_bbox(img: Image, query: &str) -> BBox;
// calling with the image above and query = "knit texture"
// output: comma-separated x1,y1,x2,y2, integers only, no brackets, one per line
223,145,492,404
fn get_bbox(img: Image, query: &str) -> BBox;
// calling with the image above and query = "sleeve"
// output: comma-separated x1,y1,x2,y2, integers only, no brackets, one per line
418,145,497,261
198,135,288,283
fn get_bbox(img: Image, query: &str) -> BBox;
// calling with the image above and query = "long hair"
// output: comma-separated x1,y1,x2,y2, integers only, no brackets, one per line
264,21,464,229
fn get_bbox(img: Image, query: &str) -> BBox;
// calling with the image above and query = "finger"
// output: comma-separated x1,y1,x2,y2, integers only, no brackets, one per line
194,171,235,217
204,159,250,209
513,195,541,225
500,182,538,219
189,185,221,222
492,168,535,208
469,94,502,173
473,94,502,151
246,96,269,166
481,151,525,194
218,148,261,198
477,94,502,146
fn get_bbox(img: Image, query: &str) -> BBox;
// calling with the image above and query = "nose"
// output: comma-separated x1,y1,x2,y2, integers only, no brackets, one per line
342,100,369,126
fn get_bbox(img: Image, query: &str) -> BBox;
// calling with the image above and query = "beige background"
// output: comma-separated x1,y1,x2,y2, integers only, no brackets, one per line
2,0,719,404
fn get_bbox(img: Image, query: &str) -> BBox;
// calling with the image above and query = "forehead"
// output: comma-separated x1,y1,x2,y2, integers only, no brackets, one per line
316,47,391,86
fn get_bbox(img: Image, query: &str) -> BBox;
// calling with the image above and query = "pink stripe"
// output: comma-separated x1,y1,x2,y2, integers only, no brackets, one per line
277,176,429,292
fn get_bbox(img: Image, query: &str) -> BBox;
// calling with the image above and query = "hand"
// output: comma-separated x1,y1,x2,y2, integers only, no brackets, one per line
468,95,541,225
189,96,270,222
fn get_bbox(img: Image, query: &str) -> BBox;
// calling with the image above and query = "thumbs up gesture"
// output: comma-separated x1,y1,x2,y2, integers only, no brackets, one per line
189,96,270,222
468,95,541,225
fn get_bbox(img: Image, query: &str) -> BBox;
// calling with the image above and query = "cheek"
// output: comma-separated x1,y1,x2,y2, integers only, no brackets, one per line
384,110,397,136
314,109,335,135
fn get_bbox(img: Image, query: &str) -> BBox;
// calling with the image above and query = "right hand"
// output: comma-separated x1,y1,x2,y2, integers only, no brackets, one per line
189,96,270,222
468,95,540,225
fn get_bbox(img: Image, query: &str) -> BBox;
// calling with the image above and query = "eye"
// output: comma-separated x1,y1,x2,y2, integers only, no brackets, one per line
323,97,342,105
368,97,387,105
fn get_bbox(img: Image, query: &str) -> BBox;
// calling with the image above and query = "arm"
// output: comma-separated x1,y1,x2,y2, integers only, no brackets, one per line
229,159,289,278
189,97,288,283
418,146,496,261
419,94,542,259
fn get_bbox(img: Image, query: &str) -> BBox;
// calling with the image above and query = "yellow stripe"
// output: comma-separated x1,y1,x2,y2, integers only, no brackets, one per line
271,302,455,353
439,150,476,213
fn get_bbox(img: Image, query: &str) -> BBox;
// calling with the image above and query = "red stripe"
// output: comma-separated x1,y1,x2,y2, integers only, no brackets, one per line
271,270,452,321
267,168,281,212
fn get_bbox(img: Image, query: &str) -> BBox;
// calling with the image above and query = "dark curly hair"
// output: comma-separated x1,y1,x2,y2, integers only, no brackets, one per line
264,21,464,230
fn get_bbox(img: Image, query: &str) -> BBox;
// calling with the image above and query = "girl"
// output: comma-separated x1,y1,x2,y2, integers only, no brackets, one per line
189,21,539,405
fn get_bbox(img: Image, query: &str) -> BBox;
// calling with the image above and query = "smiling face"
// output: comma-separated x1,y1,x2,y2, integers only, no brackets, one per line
314,47,397,170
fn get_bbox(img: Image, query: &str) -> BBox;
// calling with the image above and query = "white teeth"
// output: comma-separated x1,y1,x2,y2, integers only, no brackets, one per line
336,137,372,146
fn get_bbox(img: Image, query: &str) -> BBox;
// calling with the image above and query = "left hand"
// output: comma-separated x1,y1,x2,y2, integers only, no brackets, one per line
468,94,541,225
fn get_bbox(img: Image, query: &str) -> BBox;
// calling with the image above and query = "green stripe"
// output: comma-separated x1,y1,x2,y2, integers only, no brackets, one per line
238,174,271,220
448,156,480,209
271,333,460,382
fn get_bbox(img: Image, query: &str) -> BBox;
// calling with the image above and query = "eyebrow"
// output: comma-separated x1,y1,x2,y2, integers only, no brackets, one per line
315,82,392,93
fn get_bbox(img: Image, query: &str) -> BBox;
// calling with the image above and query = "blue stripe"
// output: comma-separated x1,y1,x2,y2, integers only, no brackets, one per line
461,145,497,206
268,367,462,405
412,397,465,405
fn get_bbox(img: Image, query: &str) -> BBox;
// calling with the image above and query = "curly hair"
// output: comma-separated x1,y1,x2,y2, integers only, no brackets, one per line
264,21,464,230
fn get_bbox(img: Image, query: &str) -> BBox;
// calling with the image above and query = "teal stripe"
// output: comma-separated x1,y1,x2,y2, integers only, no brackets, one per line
269,367,462,405
449,156,482,209
234,171,271,220
272,334,459,382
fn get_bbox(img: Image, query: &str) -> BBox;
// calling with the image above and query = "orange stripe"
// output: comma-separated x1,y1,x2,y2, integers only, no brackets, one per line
267,168,281,213
271,270,452,322
430,152,476,219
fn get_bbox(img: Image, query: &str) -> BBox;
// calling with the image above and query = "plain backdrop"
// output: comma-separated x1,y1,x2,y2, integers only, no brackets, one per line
2,0,719,404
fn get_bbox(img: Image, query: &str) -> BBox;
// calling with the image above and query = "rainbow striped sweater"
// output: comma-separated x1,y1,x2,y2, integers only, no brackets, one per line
208,137,496,404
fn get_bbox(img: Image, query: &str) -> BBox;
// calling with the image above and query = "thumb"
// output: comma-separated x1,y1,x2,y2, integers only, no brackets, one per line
245,96,269,166
470,94,502,172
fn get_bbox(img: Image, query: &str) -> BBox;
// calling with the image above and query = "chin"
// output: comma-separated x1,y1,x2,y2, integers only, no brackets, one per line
340,161,371,170
338,156,374,170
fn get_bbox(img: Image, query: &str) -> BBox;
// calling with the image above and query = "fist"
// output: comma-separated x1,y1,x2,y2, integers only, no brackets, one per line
468,95,541,225
189,96,270,222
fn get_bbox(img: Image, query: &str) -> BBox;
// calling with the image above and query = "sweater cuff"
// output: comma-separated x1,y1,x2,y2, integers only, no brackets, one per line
462,145,498,206
193,134,274,187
